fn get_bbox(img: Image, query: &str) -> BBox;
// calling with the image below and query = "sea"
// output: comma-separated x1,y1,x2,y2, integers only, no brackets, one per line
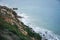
18,12,60,40
17,0,60,40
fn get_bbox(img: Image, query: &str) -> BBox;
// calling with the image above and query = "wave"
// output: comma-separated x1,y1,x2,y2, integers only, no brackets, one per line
33,27,60,40
18,13,60,40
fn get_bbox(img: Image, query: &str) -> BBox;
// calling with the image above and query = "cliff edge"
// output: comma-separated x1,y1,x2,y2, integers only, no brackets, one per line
0,6,42,40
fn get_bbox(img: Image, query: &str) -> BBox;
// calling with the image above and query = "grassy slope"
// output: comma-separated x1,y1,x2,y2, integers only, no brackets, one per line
0,18,31,40
0,17,42,40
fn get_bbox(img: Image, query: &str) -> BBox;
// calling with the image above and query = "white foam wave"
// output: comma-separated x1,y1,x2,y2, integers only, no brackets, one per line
33,27,60,40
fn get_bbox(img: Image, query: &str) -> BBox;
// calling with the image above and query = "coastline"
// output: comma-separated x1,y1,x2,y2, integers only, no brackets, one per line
19,13,60,40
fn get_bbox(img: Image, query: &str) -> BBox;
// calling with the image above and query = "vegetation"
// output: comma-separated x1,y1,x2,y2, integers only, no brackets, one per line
0,18,31,40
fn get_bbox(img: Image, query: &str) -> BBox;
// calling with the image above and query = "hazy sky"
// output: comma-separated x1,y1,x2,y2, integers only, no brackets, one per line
0,0,60,35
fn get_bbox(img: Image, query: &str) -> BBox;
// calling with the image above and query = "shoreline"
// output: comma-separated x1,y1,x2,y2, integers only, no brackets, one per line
18,13,60,40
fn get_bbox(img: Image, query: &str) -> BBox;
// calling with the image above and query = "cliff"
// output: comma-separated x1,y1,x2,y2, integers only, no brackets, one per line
0,6,42,40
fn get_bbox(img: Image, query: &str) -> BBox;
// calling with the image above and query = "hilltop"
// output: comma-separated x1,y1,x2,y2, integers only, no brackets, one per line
0,6,42,40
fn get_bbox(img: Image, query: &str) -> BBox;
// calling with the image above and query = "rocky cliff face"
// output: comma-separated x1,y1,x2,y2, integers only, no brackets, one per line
0,6,42,40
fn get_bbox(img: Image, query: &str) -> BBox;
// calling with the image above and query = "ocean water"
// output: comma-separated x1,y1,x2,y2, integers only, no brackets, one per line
17,0,60,40
18,13,60,40
16,0,60,35
16,0,60,40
